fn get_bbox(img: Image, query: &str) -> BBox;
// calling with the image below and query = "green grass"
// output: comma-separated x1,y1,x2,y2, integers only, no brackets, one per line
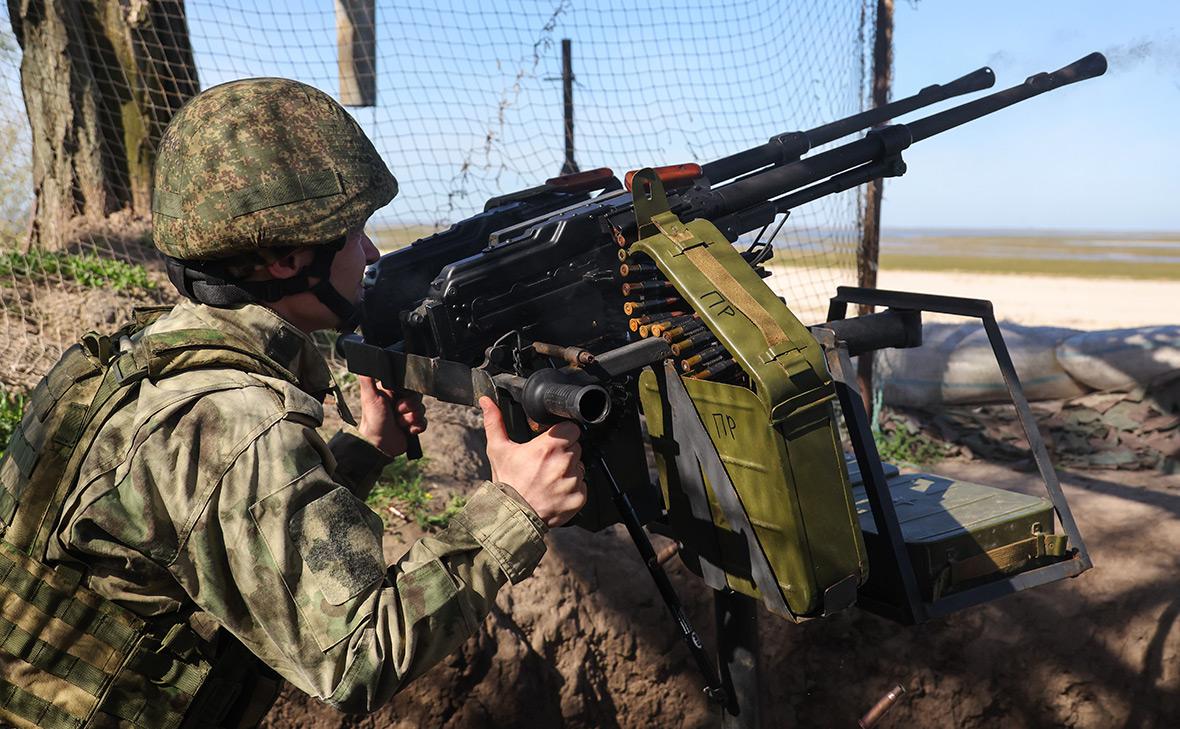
0,388,26,455
0,249,156,291
367,454,466,530
873,414,953,467
878,252,1180,280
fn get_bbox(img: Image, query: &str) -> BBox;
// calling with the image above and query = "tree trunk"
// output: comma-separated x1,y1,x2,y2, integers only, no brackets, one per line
856,0,893,413
7,0,197,250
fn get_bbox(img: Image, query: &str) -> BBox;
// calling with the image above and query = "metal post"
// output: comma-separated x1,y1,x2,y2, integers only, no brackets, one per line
337,0,377,106
716,589,760,729
560,38,579,174
856,0,893,412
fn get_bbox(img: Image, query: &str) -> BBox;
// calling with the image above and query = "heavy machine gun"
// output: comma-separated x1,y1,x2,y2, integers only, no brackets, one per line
341,53,1106,707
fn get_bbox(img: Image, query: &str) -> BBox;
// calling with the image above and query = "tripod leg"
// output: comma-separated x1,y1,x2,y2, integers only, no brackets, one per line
716,589,761,729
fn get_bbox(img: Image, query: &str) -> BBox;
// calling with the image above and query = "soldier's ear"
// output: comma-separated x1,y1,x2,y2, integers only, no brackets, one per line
264,248,316,280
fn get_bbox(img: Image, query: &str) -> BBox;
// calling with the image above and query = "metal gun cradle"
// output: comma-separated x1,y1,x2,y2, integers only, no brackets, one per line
628,171,1089,625
820,286,1090,624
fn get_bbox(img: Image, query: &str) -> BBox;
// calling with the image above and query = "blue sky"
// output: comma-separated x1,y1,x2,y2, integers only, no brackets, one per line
886,1,1180,232
3,1,1177,233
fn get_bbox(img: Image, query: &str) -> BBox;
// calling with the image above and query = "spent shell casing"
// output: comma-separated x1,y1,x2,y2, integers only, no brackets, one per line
623,297,682,316
680,343,728,371
617,248,629,262
619,262,660,278
859,684,906,729
621,280,674,297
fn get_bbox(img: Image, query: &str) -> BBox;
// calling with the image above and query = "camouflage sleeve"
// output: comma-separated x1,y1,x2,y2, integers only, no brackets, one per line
326,430,394,499
171,415,547,713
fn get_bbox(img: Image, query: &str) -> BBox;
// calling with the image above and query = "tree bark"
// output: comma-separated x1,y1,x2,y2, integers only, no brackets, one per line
856,0,893,414
7,0,197,250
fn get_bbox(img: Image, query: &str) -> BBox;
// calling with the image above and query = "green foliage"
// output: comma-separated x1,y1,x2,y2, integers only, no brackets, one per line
367,454,466,531
873,413,952,467
0,388,27,455
0,249,156,292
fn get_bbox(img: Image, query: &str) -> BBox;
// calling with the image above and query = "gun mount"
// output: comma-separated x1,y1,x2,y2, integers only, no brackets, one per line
342,52,1106,710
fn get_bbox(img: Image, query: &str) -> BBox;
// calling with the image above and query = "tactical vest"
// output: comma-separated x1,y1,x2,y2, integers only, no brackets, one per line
0,307,295,729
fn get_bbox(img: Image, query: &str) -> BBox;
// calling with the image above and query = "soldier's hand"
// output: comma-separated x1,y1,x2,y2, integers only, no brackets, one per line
357,375,427,458
479,396,586,528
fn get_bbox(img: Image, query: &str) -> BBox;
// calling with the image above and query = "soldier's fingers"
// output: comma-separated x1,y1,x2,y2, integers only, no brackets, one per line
400,409,427,432
479,397,509,449
545,421,582,445
394,391,423,410
357,375,379,399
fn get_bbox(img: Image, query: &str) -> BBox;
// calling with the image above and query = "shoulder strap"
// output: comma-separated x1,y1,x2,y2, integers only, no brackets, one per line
140,328,299,385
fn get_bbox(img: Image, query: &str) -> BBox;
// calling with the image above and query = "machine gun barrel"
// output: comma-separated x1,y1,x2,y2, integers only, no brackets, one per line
702,52,1107,220
700,66,995,182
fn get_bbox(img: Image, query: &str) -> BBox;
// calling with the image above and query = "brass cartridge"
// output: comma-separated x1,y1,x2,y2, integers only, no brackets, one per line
657,318,705,341
670,330,717,356
619,262,660,278
623,297,682,316
679,343,729,371
622,280,675,297
688,356,738,380
629,311,686,332
649,314,697,338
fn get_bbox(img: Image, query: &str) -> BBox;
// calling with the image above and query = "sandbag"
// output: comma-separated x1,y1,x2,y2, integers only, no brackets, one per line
876,323,1090,409
1056,326,1180,392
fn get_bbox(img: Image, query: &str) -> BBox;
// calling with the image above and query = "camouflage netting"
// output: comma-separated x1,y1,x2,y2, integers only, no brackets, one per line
880,377,1180,474
0,0,877,392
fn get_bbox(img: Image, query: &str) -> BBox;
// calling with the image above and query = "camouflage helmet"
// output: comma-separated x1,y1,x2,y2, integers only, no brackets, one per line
152,78,397,260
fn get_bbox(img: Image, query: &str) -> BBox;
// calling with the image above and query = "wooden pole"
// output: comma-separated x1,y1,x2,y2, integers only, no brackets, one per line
560,38,578,174
856,0,893,414
337,0,376,107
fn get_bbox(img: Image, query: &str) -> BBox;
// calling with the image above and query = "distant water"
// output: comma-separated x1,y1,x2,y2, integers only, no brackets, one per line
764,227,1180,265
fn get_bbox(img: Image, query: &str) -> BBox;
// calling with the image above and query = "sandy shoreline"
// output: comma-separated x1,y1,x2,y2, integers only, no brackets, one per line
766,266,1179,330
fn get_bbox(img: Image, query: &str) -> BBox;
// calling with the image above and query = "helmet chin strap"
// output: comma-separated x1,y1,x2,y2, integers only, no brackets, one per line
166,236,361,333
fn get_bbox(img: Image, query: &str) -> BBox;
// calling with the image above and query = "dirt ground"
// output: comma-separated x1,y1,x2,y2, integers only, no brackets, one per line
262,401,1180,729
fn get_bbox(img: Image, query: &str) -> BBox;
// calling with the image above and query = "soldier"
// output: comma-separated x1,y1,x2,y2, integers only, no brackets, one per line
0,78,586,728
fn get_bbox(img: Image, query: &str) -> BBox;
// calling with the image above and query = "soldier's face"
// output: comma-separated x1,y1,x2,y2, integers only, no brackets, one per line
331,227,381,306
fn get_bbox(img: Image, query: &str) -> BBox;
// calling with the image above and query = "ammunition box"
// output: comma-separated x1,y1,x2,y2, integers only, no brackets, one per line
630,175,866,620
642,375,868,618
848,465,1064,602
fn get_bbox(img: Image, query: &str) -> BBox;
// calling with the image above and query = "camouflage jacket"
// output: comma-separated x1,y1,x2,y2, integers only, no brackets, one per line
46,300,548,713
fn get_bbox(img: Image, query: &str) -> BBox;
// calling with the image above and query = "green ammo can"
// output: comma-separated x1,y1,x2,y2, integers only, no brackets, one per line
630,169,867,621
846,462,1067,604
